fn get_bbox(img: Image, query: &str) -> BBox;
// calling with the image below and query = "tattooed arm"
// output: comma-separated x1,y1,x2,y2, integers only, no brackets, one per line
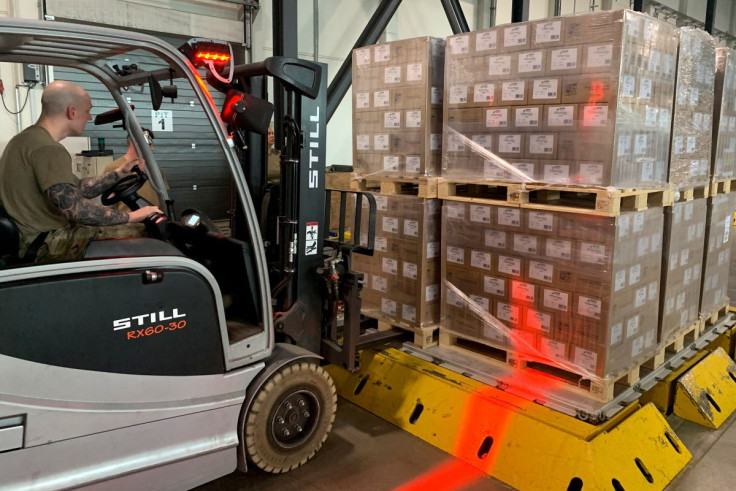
76,171,121,199
47,183,129,226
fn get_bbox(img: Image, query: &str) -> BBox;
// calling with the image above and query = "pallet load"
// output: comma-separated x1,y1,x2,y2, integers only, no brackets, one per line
442,9,677,187
351,194,441,344
700,193,736,321
668,27,716,191
711,47,736,183
352,37,445,179
441,201,664,399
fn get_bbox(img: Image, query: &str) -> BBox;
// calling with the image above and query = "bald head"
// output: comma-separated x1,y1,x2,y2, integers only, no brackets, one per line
41,81,89,117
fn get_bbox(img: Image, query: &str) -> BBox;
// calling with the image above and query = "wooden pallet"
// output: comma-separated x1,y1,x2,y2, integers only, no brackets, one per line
519,184,674,217
710,178,736,196
674,185,709,202
643,320,701,370
701,302,731,330
367,314,438,349
437,178,523,206
351,177,439,198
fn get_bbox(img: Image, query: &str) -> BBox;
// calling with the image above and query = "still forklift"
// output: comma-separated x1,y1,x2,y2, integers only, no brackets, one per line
0,17,396,490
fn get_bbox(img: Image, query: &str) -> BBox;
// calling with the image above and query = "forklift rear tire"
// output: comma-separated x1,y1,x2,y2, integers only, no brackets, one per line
244,361,337,473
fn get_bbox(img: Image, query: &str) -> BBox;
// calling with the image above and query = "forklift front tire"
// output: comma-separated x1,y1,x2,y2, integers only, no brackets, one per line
244,361,337,473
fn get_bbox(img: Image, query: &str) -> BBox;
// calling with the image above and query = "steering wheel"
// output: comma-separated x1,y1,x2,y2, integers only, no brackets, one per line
101,167,146,206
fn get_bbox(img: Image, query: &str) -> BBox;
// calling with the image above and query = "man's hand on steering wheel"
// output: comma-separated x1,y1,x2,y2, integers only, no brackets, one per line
129,206,163,223
115,156,145,175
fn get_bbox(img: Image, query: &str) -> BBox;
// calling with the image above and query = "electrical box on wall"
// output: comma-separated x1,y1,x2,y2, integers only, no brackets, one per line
22,64,41,84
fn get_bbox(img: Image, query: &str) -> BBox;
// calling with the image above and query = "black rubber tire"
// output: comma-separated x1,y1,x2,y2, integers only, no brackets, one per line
244,361,337,473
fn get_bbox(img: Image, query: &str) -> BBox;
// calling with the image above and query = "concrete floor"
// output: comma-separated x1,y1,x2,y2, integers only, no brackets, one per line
197,396,736,491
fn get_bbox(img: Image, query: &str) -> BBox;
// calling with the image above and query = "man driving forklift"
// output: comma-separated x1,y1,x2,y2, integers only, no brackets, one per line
0,80,162,262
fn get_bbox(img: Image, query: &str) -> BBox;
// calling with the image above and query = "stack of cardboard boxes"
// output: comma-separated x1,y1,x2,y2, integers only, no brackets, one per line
442,203,663,378
442,10,678,187
352,37,445,178
700,193,736,316
712,48,736,180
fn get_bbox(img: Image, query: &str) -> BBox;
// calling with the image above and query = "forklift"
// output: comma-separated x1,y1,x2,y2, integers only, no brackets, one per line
0,18,397,490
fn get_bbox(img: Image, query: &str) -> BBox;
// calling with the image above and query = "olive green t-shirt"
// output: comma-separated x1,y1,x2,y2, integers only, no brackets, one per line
0,125,75,244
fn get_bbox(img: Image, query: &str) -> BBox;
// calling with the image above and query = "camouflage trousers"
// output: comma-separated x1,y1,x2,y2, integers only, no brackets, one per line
33,223,146,262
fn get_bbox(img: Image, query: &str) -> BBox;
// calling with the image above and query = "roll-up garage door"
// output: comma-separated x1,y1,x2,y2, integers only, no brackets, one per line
54,32,231,219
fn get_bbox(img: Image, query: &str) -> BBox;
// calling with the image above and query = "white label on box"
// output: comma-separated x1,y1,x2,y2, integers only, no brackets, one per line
431,87,442,104
446,289,464,307
639,78,652,100
514,234,539,254
489,55,512,76
683,267,692,284
472,134,493,150
356,92,370,108
633,211,645,233
582,105,608,127
403,261,417,280
498,134,522,153
629,264,641,285
635,286,647,308
445,202,465,219
618,134,631,156
355,48,371,66
660,108,671,128
677,86,688,105
697,222,705,239
470,295,490,312
689,88,699,106
484,275,506,296
382,216,399,234
516,107,539,127
626,316,640,338
496,302,520,324
549,50,579,75
498,255,521,276
622,75,636,97
529,260,553,282
430,134,441,151
640,159,654,181
614,270,626,291
406,62,423,82
704,113,712,130
664,54,675,76
381,298,397,316
356,134,370,151
694,264,701,281
577,295,602,319
580,242,606,264
474,83,495,103
680,248,689,266
403,219,419,237
405,156,421,173
471,250,492,270
449,85,468,104
502,81,525,101
546,239,572,260
374,90,390,107
528,211,554,232
631,336,644,358
693,112,703,130
634,134,648,155
611,323,623,346
426,284,439,302
483,323,506,342
384,66,401,84
447,134,465,152
618,215,631,238
536,20,561,43
579,163,604,184
544,164,569,181
470,205,491,223
643,18,656,40
725,217,731,244
645,106,658,127
687,224,696,242
649,279,659,300
665,297,675,315
402,304,416,323
544,289,569,311
648,50,661,72
686,136,696,154
374,195,388,211
645,329,655,349
476,30,497,51
512,162,535,178
486,230,507,248
541,338,566,361
680,309,689,327
384,111,400,128
684,202,694,222
587,45,613,68
426,241,439,259
497,207,521,226
527,309,551,332
486,108,509,128
372,276,387,293
447,246,465,264
518,51,543,73
374,45,390,62
374,134,389,151
504,25,528,47
637,236,650,257
449,35,470,55
406,110,421,128
382,257,398,275
374,236,388,253
530,134,554,155
383,155,399,171
574,347,598,372
548,105,574,126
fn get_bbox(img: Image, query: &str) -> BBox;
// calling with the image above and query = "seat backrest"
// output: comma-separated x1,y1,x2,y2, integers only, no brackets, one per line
0,206,20,262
